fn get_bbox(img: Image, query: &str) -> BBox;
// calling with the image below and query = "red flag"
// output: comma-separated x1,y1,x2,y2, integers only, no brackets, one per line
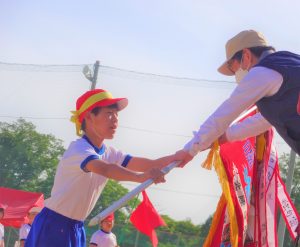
0,187,44,228
130,191,166,247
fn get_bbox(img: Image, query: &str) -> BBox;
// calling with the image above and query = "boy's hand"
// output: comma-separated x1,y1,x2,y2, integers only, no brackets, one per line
173,149,189,161
138,168,166,184
176,150,193,168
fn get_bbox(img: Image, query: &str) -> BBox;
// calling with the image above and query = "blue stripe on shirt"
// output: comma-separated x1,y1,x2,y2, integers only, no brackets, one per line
121,155,132,168
80,155,99,172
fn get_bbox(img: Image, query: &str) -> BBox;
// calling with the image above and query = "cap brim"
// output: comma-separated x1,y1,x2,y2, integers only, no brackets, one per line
115,98,128,111
218,60,235,76
94,98,128,111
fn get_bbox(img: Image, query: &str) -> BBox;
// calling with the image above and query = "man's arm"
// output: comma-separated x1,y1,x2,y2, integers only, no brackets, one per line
184,67,283,155
219,112,272,144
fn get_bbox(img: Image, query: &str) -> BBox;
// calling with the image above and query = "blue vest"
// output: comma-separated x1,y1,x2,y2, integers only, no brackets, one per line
255,51,300,155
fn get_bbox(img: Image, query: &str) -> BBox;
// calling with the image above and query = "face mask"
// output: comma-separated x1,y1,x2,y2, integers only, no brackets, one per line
235,67,248,83
234,54,249,84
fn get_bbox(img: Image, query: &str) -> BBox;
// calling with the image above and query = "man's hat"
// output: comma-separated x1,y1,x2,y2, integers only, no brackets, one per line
70,89,128,136
218,30,268,75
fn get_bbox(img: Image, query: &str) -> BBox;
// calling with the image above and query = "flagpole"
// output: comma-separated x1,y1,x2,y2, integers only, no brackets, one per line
88,106,258,226
88,161,179,226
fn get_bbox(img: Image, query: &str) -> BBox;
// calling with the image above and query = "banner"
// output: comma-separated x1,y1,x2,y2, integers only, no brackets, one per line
203,128,300,247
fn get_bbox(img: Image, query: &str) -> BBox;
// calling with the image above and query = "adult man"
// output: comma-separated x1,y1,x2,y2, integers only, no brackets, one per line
180,30,300,166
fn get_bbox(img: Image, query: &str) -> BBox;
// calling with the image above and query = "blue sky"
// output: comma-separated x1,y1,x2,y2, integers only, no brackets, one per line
1,0,299,224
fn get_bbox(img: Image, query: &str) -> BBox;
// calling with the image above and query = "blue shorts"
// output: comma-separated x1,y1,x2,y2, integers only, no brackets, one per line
25,207,86,247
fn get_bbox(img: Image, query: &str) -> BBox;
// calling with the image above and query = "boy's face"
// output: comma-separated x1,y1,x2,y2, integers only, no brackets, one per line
28,212,38,223
88,106,119,139
100,219,114,232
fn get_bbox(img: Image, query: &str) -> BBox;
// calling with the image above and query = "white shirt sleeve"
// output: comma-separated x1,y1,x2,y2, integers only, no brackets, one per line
184,66,283,155
19,224,30,240
225,112,272,142
0,224,4,239
90,231,99,245
105,146,131,167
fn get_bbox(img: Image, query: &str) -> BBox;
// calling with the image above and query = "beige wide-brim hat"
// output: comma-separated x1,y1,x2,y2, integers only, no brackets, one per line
218,30,268,76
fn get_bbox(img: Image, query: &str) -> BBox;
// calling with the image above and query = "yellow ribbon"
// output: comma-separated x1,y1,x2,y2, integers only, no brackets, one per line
201,141,219,170
70,91,113,136
256,133,266,162
202,141,239,247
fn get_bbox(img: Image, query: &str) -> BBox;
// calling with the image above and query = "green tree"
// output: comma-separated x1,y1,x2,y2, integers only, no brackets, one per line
279,153,300,247
85,179,141,243
0,119,65,197
0,119,210,246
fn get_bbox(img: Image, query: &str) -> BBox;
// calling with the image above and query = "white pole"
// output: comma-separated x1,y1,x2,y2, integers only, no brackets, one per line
88,106,258,226
88,162,178,226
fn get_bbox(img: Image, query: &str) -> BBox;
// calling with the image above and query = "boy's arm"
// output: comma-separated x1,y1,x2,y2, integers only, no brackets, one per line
126,150,187,172
85,159,165,183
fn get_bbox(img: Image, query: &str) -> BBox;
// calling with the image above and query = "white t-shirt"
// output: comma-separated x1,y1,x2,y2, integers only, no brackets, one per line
185,66,283,155
19,224,31,241
90,230,117,247
45,136,131,221
0,224,4,240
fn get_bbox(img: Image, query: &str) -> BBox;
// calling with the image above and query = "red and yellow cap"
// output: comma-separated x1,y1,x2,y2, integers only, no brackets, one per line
71,89,128,136
101,213,114,222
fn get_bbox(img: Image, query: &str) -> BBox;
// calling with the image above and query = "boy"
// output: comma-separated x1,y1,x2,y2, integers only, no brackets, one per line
89,213,118,247
26,88,185,247
19,207,42,247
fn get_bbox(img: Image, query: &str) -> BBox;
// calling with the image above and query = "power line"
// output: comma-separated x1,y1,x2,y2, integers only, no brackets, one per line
0,168,220,198
121,182,220,198
0,115,191,138
0,115,289,145
0,61,235,84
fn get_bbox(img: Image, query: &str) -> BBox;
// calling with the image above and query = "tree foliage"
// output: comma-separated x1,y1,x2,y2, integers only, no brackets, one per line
0,119,210,246
279,152,300,247
0,119,65,198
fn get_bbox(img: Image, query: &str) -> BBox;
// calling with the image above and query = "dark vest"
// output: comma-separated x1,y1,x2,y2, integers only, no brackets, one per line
255,51,300,155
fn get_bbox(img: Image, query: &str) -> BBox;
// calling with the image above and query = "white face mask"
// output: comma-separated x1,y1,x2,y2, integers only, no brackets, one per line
234,53,249,84
235,67,248,84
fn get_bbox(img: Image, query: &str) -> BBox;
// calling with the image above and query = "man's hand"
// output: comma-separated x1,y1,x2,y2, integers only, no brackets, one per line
176,150,194,168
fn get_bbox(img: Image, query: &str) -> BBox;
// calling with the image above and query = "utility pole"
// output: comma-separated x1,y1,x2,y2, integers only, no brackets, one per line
82,60,100,89
134,231,140,247
278,149,297,247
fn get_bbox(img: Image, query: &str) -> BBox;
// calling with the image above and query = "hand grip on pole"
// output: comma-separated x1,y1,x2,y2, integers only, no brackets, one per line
88,161,179,226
